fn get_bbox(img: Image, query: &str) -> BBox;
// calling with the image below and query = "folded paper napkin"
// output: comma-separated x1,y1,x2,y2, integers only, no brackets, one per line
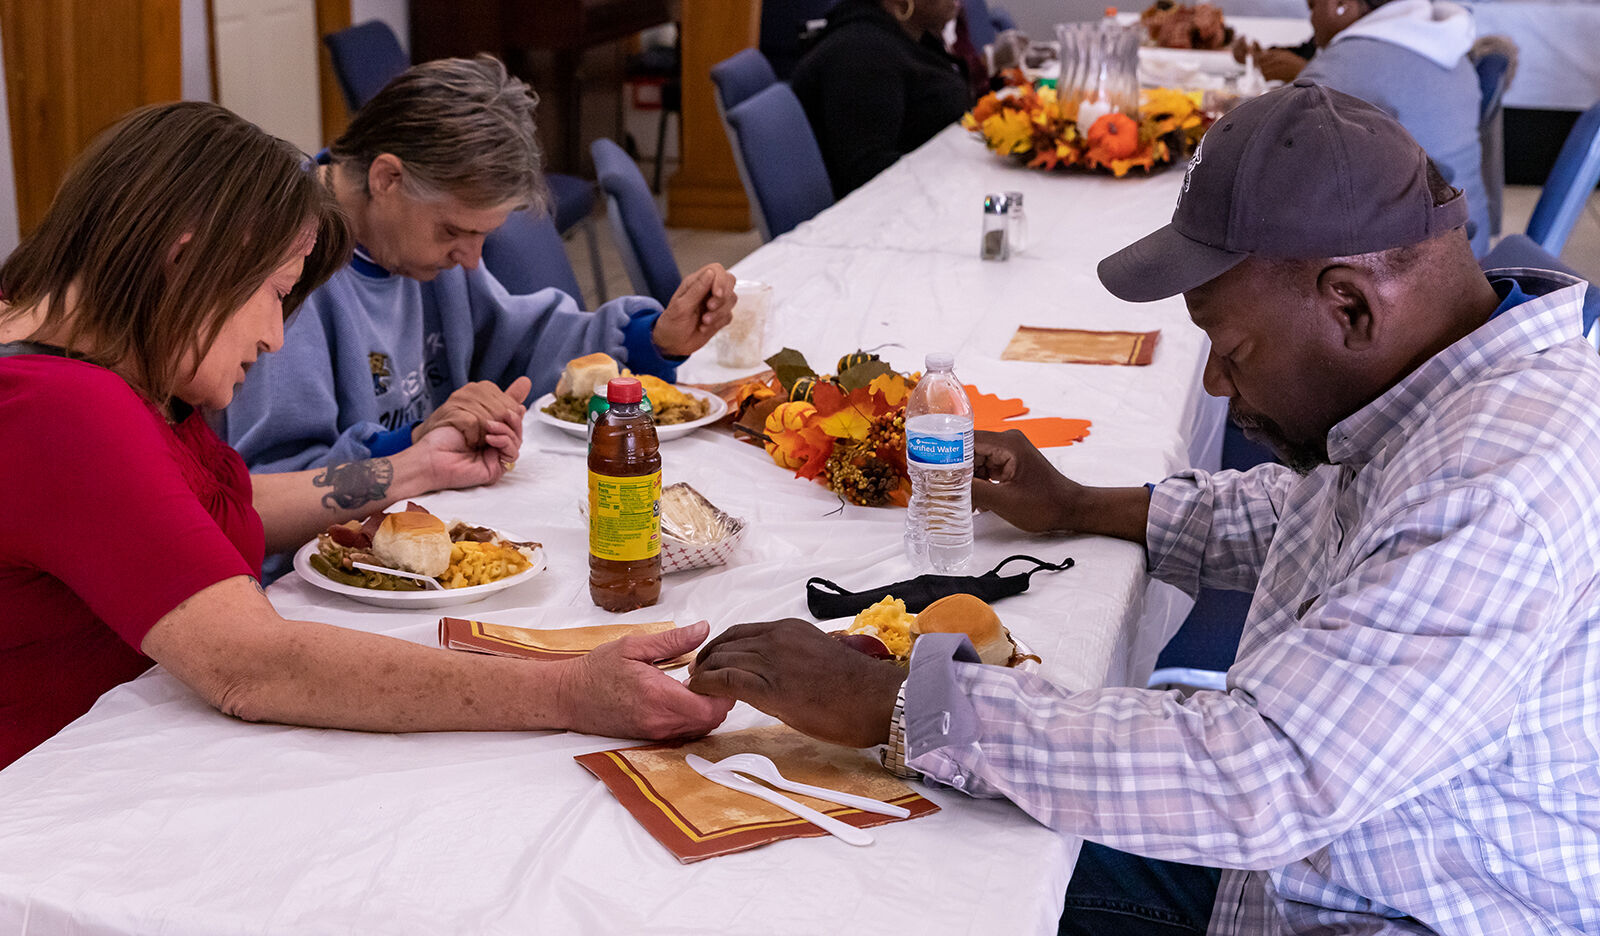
1002,326,1160,366
576,724,939,863
966,386,1092,449
439,617,694,669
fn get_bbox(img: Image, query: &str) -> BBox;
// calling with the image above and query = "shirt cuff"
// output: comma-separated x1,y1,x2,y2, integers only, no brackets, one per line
902,633,985,788
620,309,685,382
364,423,416,458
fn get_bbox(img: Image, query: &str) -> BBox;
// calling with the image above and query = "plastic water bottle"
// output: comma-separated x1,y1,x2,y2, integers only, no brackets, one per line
904,353,975,573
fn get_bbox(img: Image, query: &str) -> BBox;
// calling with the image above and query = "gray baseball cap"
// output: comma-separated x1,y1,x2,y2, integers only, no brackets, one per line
1097,79,1470,303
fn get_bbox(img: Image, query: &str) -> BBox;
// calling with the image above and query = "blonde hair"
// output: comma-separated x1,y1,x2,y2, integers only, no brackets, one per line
0,102,351,404
329,55,549,214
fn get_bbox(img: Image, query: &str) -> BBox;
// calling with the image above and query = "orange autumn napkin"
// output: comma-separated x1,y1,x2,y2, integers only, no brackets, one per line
439,617,694,669
575,724,939,863
1002,326,1159,366
966,386,1091,448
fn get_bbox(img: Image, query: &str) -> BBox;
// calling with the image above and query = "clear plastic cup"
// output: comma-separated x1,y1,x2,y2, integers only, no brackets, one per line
714,279,773,369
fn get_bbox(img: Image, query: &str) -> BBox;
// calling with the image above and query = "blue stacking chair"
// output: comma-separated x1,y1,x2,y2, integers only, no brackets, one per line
1470,37,1517,239
321,20,606,301
711,49,777,116
480,209,588,304
1524,101,1600,257
591,138,682,307
711,50,779,241
724,83,834,241
323,21,407,112
1480,233,1600,347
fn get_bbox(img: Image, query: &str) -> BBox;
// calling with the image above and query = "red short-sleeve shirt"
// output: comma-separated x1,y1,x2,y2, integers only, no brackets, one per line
0,355,264,768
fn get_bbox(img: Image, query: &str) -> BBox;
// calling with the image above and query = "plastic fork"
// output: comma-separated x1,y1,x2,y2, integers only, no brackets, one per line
684,754,873,846
707,753,910,818
351,561,444,590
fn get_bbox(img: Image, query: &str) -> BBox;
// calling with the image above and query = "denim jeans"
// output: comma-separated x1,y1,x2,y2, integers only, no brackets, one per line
1058,842,1223,936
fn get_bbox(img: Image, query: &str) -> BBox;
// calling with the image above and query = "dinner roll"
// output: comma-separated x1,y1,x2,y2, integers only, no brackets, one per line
555,353,621,399
371,511,452,577
912,593,1014,666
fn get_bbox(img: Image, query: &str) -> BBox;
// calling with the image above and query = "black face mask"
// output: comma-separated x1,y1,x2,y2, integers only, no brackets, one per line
805,555,1075,620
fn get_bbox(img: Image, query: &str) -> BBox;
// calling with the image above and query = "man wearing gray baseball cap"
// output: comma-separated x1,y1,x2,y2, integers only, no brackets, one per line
688,81,1600,932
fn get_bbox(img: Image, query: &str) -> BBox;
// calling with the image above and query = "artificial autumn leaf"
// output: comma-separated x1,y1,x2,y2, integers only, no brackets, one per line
764,348,816,395
836,359,894,392
868,372,911,408
818,404,873,441
810,379,847,415
1140,88,1204,137
965,385,1092,448
982,109,1035,155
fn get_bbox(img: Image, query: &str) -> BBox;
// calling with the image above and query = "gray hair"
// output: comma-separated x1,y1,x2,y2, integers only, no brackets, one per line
329,55,549,215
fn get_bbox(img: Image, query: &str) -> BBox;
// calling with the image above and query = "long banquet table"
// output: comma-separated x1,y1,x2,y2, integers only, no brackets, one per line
0,122,1224,934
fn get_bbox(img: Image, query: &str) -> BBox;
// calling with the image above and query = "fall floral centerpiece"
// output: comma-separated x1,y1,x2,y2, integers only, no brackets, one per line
731,350,918,507
962,76,1209,177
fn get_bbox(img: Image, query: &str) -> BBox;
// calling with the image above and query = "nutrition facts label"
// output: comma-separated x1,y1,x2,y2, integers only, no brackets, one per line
588,470,662,561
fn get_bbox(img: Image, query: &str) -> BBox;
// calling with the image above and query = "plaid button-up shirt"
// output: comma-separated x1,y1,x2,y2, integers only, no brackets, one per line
905,272,1600,934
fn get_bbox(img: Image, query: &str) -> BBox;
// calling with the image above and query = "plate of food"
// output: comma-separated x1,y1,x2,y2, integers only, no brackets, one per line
534,353,727,441
294,504,545,609
829,593,1042,672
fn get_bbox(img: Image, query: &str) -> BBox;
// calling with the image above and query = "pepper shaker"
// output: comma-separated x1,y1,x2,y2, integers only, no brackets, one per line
980,193,1010,261
1004,191,1028,255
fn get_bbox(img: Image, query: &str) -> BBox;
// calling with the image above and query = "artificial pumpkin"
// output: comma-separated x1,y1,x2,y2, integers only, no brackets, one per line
1085,113,1140,161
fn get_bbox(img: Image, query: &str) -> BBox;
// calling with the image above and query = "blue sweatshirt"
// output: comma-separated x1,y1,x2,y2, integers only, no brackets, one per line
1298,0,1489,256
219,251,680,473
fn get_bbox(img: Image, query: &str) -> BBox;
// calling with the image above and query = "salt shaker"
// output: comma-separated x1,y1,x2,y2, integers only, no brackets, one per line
1004,190,1028,255
980,193,1010,261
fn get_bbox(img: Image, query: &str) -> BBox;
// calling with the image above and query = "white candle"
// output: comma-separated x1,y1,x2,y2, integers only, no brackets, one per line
1077,96,1113,135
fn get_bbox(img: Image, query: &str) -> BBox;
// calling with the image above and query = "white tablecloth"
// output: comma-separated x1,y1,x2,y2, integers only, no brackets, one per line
0,123,1224,935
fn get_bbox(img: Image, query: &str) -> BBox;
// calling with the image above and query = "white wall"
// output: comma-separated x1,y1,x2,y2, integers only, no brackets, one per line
351,0,409,55
0,17,19,257
181,0,214,100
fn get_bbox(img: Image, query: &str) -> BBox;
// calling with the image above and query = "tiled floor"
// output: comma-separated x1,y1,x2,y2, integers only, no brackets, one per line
563,173,1600,308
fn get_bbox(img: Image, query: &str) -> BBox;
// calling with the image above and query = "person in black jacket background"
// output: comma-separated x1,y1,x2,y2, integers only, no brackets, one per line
790,0,972,198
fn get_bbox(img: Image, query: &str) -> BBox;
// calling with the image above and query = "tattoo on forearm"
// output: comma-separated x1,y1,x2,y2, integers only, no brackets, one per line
313,458,393,511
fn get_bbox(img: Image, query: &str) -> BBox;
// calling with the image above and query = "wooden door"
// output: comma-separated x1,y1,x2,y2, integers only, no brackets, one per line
0,0,182,236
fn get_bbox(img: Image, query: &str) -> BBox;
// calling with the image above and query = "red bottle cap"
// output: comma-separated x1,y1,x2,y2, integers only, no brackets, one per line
606,376,644,404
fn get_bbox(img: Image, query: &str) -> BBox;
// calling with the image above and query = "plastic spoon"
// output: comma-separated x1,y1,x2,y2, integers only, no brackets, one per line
685,754,873,846
707,753,910,818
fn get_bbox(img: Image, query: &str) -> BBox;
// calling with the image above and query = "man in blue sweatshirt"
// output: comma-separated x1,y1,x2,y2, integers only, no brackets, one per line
221,56,735,476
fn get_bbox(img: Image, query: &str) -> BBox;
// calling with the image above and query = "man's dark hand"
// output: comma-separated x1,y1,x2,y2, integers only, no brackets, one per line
687,619,906,749
972,429,1080,533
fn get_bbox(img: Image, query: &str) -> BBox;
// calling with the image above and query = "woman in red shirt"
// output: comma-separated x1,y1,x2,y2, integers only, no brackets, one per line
0,103,729,769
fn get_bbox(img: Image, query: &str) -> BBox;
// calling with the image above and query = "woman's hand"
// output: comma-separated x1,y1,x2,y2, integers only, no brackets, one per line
560,622,735,740
410,420,520,492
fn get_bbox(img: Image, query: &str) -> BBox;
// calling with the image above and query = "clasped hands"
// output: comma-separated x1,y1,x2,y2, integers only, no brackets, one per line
685,430,1090,747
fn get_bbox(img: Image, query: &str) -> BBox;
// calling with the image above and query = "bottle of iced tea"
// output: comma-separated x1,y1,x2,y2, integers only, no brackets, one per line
589,377,662,611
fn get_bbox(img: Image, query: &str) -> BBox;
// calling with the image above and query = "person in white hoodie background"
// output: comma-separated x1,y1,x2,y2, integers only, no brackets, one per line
1289,0,1491,256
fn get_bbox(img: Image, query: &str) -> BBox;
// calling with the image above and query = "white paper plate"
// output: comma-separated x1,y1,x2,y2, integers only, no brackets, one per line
293,534,546,609
532,386,727,442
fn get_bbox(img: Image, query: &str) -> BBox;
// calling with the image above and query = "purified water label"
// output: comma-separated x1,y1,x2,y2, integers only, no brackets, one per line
906,417,974,467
